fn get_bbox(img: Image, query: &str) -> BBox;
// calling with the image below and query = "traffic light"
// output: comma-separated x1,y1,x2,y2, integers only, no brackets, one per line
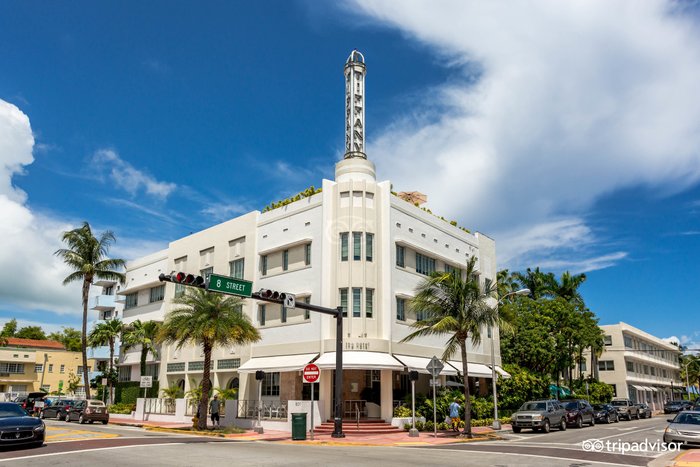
159,272,206,288
409,370,419,382
258,289,295,308
255,370,266,381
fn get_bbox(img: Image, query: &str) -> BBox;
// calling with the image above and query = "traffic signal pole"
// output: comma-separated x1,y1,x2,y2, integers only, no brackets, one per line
250,292,345,438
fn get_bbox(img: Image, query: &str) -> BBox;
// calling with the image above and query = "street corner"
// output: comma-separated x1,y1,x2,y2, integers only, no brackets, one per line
671,449,700,467
46,425,120,442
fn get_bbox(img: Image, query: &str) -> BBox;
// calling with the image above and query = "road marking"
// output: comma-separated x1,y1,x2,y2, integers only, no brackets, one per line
594,426,662,441
0,442,191,462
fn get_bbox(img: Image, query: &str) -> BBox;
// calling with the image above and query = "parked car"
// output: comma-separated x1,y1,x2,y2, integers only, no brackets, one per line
562,399,595,428
663,410,700,446
39,399,77,420
592,403,619,424
13,392,48,416
510,400,567,433
0,402,45,448
611,398,639,420
636,403,652,419
65,400,108,424
664,400,694,414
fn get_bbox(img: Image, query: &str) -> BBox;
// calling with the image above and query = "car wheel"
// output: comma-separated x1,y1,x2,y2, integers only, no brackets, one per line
576,416,583,428
590,415,595,426
560,418,567,431
512,426,522,433
634,412,640,420
614,413,619,423
65,413,71,422
79,414,85,424
32,442,43,448
102,420,108,425
542,419,550,433
57,412,63,421
604,415,609,424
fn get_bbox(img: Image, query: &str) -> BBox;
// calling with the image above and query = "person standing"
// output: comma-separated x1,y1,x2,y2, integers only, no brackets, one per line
209,394,221,428
449,398,461,432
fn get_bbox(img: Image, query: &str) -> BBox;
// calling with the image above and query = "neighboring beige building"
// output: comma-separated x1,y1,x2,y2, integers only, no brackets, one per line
581,322,683,411
0,338,97,397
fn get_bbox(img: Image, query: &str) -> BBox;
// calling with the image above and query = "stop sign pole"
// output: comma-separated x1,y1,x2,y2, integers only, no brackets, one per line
303,364,320,440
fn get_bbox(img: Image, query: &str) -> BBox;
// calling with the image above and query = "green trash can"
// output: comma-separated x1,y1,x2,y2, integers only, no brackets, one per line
291,413,307,440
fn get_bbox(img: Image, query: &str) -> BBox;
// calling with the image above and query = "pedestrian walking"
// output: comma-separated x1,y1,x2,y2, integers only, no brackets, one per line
210,394,221,428
449,398,461,432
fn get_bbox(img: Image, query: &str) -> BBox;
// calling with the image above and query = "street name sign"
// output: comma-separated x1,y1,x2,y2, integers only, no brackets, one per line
303,364,320,383
426,356,444,378
140,376,153,388
207,273,253,298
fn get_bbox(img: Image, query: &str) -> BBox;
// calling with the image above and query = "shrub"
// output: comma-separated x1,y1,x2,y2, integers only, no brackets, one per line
114,381,160,404
394,405,422,418
109,402,136,414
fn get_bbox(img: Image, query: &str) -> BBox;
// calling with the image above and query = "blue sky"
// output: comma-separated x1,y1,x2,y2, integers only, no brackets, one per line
1,1,699,349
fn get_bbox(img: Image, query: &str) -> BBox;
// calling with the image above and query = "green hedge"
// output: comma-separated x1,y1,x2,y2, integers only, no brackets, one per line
114,381,160,404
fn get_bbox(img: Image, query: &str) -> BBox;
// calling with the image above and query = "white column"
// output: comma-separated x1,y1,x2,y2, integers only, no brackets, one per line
380,370,393,422
319,370,333,423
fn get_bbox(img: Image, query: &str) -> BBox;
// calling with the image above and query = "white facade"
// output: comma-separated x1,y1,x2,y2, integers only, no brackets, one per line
116,51,501,422
581,322,682,411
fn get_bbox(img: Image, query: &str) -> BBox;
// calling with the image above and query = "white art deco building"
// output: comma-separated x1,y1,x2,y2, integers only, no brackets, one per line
115,50,503,423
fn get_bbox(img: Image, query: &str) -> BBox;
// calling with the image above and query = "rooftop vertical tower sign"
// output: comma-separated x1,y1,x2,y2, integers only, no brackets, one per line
344,50,366,160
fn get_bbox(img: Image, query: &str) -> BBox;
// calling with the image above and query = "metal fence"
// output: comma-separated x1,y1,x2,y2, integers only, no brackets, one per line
236,400,287,420
144,398,176,415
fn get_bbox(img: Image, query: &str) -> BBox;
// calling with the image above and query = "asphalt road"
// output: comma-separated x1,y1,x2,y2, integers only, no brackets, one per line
0,415,685,466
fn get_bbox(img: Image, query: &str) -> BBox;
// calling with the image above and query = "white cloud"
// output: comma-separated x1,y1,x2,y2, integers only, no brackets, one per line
92,148,176,199
351,0,700,271
0,100,82,315
664,334,700,355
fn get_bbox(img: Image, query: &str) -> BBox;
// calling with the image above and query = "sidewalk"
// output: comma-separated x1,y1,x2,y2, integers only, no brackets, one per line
109,416,509,446
664,450,700,467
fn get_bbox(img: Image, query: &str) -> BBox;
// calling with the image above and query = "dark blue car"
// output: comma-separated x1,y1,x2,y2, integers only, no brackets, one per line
0,403,45,448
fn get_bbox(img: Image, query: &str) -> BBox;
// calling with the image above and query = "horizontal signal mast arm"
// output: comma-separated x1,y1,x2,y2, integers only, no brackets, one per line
250,292,341,317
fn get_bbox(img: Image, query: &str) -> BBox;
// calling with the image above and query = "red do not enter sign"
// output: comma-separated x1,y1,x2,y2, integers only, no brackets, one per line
303,363,320,383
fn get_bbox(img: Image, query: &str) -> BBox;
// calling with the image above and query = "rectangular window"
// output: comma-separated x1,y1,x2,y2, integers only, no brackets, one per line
282,249,289,271
304,296,310,320
48,364,53,373
259,305,266,326
217,358,241,370
352,288,362,317
365,233,373,261
0,363,24,374
200,267,213,280
603,335,612,346
340,233,348,261
166,362,185,373
396,298,405,321
34,364,43,373
281,304,287,323
175,283,186,298
339,288,348,318
261,255,268,276
415,253,436,275
229,258,245,279
60,364,65,374
77,366,91,375
626,361,634,372
262,372,280,396
305,244,311,266
365,288,374,318
597,360,615,371
416,308,427,322
124,293,138,310
579,360,586,371
445,264,460,278
624,336,633,348
396,245,405,267
353,232,362,260
149,285,165,303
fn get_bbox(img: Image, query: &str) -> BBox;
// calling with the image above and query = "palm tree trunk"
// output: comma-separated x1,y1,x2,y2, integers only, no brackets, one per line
81,279,91,400
140,347,147,377
198,341,212,431
109,338,114,405
460,342,472,438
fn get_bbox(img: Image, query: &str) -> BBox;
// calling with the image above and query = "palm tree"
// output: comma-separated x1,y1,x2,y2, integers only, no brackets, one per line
551,271,587,306
401,256,501,438
88,319,123,403
513,267,555,300
121,320,161,377
158,288,260,430
55,222,125,399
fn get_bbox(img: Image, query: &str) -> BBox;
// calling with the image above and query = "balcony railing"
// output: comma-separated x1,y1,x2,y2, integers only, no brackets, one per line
92,294,116,311
144,398,176,415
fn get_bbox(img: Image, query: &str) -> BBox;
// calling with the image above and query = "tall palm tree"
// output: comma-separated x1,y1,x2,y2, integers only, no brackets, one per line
88,319,123,403
55,222,125,399
158,288,260,430
401,256,500,438
121,320,161,377
513,267,555,300
551,271,587,306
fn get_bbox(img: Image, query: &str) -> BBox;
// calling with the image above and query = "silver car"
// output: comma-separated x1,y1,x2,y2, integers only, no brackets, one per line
663,410,700,446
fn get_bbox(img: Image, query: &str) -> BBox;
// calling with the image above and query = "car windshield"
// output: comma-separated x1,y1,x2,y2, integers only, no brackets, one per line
675,413,700,425
611,401,626,406
564,402,578,410
88,401,105,407
0,404,27,417
520,402,546,411
592,404,605,410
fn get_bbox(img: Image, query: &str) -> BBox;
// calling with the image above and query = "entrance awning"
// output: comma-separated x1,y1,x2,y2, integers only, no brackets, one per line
393,355,459,376
237,353,318,373
493,365,511,379
631,384,645,391
315,352,404,371
447,361,493,378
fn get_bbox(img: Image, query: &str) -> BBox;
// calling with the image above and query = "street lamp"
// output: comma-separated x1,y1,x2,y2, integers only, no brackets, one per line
490,288,530,430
